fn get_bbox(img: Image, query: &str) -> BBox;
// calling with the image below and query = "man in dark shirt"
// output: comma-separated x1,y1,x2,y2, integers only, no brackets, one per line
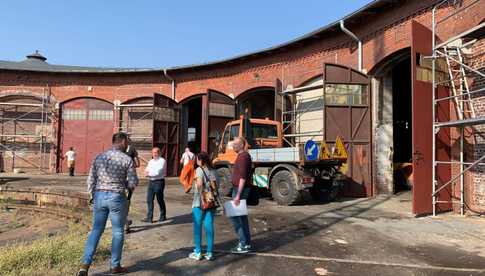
124,140,140,233
230,136,252,254
125,141,140,168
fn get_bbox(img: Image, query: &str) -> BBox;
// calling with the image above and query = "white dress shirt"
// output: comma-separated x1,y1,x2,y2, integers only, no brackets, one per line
145,157,166,180
65,150,76,161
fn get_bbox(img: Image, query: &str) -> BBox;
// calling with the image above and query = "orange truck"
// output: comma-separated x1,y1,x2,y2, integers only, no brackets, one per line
212,114,348,205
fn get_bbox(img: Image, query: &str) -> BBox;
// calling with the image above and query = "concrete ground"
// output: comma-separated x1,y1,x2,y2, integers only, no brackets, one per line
2,174,485,275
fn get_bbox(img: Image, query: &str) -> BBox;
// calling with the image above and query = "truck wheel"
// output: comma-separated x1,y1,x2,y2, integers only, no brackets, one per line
326,183,340,202
271,170,301,205
216,167,232,197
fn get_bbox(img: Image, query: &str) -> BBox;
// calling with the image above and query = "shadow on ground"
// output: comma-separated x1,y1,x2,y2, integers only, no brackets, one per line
97,196,392,275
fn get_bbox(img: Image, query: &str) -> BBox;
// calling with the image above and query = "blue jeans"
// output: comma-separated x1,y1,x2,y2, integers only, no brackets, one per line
146,179,166,220
192,207,215,254
230,187,251,246
82,191,128,268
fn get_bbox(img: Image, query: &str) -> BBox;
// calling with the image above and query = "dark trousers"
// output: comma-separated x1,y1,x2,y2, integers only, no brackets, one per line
69,166,75,176
146,179,166,220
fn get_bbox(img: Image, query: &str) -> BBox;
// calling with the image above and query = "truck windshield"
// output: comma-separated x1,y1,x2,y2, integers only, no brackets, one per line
222,127,230,146
230,125,240,139
252,124,277,139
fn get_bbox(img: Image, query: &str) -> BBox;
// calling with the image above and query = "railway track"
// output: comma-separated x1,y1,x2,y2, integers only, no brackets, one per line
0,186,90,224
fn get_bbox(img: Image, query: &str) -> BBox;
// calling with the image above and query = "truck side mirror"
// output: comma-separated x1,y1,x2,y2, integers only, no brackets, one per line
215,131,221,145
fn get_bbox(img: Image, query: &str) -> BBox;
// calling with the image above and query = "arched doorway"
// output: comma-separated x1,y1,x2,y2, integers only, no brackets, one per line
292,64,371,197
60,97,114,174
236,87,275,120
180,95,204,154
370,48,413,195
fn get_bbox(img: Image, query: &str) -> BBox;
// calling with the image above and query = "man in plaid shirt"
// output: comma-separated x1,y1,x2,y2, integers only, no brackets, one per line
78,132,138,276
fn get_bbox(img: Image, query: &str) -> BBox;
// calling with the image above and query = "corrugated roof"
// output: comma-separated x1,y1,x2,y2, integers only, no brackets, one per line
0,0,414,74
0,50,159,73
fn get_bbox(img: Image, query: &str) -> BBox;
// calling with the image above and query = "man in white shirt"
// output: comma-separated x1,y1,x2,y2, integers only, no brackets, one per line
142,147,167,223
65,147,76,177
180,147,195,166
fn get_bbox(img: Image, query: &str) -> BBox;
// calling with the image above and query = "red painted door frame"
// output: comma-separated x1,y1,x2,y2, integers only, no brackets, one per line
201,94,209,152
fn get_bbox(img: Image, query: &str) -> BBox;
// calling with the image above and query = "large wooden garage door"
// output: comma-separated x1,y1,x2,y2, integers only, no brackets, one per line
60,98,114,174
323,63,372,197
153,93,179,176
411,21,451,215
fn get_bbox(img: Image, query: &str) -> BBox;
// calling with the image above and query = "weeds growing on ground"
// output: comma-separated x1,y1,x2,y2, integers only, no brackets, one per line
0,223,111,276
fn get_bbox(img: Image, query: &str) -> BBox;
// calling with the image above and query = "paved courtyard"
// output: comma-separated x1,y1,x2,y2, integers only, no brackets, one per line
2,175,485,275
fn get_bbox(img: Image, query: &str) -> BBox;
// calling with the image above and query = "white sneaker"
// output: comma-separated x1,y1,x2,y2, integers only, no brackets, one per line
188,252,202,260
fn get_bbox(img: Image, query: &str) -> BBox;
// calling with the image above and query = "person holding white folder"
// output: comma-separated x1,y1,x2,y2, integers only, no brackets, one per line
229,137,252,254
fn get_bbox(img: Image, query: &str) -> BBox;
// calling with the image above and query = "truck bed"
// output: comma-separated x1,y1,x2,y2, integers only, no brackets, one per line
248,147,300,163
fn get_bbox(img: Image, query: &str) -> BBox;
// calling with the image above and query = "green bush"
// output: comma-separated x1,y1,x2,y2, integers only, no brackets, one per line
0,224,111,276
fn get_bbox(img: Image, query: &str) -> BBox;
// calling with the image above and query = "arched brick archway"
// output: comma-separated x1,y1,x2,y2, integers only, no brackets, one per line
59,97,114,174
294,64,372,197
236,86,276,120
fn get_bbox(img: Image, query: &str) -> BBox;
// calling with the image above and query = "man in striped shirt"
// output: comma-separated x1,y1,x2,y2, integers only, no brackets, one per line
78,132,139,276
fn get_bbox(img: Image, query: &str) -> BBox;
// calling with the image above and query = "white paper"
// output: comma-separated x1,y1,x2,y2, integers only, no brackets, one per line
224,199,248,217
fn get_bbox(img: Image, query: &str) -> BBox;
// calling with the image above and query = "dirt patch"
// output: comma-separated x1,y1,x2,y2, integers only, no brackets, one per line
0,208,68,247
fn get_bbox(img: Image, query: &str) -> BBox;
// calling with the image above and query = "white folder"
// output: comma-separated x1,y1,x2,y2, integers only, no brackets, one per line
224,199,248,217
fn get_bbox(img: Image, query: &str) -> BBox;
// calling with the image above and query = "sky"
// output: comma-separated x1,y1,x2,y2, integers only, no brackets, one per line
0,0,373,69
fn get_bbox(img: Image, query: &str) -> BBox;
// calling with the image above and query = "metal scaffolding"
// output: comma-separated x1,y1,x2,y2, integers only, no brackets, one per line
0,87,53,173
281,83,325,147
115,102,154,164
116,103,153,140
431,1,485,215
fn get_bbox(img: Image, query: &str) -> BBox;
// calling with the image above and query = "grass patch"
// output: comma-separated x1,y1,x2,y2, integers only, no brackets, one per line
0,223,111,276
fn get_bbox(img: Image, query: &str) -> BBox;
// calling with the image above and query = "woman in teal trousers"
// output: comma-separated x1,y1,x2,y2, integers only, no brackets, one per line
189,151,216,261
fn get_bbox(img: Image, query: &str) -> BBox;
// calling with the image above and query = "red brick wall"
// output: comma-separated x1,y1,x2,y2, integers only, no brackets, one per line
467,36,485,213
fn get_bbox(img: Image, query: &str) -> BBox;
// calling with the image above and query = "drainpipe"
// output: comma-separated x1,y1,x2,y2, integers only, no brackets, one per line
340,20,362,71
163,69,176,100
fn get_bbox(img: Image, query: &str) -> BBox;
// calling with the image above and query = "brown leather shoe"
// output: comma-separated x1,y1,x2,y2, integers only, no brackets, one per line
77,264,89,276
110,266,128,274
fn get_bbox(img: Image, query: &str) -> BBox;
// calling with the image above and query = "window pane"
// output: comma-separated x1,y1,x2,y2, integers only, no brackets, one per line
325,84,367,105
188,127,196,142
89,110,113,120
230,125,240,139
62,109,87,120
252,124,277,139
223,127,230,145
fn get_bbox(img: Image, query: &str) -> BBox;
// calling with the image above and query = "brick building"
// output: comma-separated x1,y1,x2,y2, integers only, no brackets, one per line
0,0,484,215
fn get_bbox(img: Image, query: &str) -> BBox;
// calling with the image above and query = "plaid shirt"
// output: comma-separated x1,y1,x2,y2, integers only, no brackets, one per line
87,148,139,196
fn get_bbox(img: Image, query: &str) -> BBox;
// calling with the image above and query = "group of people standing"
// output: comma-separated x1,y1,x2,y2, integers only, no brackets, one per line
77,133,253,276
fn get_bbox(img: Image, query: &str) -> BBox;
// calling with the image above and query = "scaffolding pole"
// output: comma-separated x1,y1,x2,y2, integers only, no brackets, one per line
431,0,485,216
281,85,326,147
0,87,52,173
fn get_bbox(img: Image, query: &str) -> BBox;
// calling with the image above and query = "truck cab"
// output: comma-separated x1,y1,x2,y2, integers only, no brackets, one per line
218,118,282,152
